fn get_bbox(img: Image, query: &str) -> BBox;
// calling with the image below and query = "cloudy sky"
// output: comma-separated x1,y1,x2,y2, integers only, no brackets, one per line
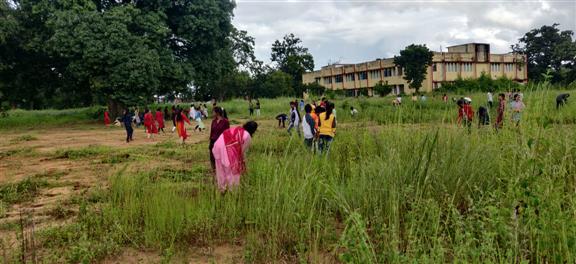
232,0,576,70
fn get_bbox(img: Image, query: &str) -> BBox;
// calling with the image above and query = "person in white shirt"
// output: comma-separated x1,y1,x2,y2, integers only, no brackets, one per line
487,91,494,108
301,104,316,149
287,101,301,137
350,107,358,117
189,104,197,120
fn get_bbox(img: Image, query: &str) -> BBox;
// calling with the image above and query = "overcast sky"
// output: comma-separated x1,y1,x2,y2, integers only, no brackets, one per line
232,0,576,70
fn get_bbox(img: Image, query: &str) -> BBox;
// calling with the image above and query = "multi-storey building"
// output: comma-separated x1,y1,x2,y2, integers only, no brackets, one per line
302,43,528,95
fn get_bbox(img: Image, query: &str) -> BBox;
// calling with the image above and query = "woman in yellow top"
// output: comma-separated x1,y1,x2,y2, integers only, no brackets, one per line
317,102,336,154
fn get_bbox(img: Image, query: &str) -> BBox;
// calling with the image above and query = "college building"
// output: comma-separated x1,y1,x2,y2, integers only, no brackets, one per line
302,43,528,96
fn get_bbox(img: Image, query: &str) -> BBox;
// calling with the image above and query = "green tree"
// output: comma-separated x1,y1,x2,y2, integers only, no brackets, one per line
0,0,236,112
393,44,433,93
512,23,575,83
259,71,293,98
271,33,314,96
373,81,392,97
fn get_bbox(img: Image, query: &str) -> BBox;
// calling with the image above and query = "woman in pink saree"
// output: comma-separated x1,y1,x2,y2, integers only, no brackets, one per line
212,121,258,191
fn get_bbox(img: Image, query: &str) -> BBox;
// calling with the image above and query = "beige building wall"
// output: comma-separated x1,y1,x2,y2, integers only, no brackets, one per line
303,43,528,95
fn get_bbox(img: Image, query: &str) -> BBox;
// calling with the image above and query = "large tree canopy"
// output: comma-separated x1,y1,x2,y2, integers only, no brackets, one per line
512,23,576,83
271,33,314,96
393,44,433,92
0,0,237,111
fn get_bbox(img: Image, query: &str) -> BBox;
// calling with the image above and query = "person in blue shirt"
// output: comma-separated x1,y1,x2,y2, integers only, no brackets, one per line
121,109,134,143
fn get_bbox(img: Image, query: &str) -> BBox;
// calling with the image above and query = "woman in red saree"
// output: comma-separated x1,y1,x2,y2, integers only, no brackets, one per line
175,108,191,144
143,108,158,139
104,110,111,126
212,121,258,192
155,107,165,133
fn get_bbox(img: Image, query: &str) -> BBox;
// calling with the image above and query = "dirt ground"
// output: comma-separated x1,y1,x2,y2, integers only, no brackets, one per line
0,123,248,263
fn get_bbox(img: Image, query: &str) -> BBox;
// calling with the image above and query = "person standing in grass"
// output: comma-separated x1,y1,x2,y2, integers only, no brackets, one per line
495,93,506,130
288,102,301,137
442,93,448,103
487,91,494,108
302,104,316,149
175,108,191,144
171,105,178,132
143,108,158,139
477,106,490,128
212,121,258,192
164,107,170,121
134,108,141,127
104,109,111,126
194,106,206,132
121,109,134,143
209,106,230,170
318,103,336,155
249,99,254,116
155,107,165,133
299,99,305,111
510,94,525,127
255,99,261,117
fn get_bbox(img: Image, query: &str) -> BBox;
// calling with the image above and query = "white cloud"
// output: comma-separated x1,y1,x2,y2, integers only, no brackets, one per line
232,0,576,69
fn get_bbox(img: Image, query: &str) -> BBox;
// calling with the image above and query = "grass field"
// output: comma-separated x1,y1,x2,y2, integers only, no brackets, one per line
1,85,575,263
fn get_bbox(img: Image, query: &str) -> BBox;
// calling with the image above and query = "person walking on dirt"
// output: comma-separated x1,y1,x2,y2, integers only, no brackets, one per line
155,107,165,133
121,109,134,143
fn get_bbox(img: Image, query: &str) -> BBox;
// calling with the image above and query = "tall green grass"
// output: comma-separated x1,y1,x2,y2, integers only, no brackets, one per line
33,86,576,262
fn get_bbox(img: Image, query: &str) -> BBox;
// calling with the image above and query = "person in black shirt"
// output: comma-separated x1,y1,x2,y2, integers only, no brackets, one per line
556,93,570,109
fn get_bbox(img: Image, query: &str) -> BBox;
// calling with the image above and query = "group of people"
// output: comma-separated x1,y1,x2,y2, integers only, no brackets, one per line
456,91,526,132
105,103,257,192
278,98,337,154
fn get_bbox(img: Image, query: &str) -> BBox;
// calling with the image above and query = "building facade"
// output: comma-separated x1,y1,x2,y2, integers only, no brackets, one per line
302,43,528,95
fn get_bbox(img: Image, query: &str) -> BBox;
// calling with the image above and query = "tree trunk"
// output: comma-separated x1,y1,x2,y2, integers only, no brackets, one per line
107,99,124,120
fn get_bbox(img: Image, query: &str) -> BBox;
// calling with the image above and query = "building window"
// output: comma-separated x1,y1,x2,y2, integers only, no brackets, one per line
398,67,403,76
517,64,522,71
447,63,460,72
345,73,355,82
358,71,367,80
433,63,437,72
505,63,514,72
383,68,394,77
314,77,321,84
335,75,343,83
369,70,380,79
462,63,472,72
323,77,332,84
491,63,500,72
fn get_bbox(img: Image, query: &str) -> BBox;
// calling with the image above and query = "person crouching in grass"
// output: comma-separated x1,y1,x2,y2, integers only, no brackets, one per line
212,121,258,192
302,104,316,150
457,98,474,133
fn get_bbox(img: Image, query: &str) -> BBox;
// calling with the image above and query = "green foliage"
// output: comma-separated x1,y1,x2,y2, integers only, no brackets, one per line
373,81,393,96
271,33,315,96
0,106,103,130
0,177,48,205
302,82,326,96
439,73,521,93
394,44,433,92
0,0,236,109
513,23,576,83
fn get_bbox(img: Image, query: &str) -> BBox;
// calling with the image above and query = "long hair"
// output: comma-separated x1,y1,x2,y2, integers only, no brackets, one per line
175,108,183,122
325,102,333,120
